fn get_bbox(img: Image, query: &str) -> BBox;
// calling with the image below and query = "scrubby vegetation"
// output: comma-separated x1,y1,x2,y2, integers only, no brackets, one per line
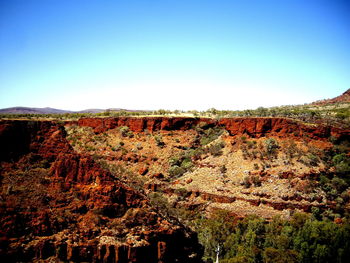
194,210,350,263
144,188,350,263
2,102,349,128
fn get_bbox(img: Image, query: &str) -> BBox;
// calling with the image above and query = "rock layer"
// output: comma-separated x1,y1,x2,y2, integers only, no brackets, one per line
77,117,349,140
0,120,202,262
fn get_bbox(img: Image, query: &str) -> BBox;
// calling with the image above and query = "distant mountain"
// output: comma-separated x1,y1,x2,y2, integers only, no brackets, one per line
0,107,143,114
0,107,73,114
312,89,350,105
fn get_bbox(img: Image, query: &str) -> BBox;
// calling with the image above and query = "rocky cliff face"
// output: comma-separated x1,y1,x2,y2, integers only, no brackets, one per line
77,117,211,133
0,120,203,262
77,116,349,140
0,120,72,162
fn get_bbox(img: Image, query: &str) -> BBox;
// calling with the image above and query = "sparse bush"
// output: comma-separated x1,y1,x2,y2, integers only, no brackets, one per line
265,138,279,158
190,148,205,160
331,177,348,193
169,156,180,166
220,165,227,174
119,126,130,137
243,176,252,188
169,165,186,178
174,188,189,201
251,175,261,186
199,127,224,145
154,134,165,147
85,145,95,151
254,163,259,170
307,153,319,166
208,141,225,156
246,140,257,149
180,157,193,169
240,144,249,159
242,175,261,188
149,192,170,212
283,140,298,160
332,153,350,174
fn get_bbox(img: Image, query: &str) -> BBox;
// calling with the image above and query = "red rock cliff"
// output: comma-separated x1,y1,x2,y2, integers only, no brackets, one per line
0,120,203,263
0,120,72,162
78,117,215,133
77,117,349,140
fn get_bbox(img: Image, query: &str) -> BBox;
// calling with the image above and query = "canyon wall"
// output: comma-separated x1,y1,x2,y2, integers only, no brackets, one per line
0,120,203,262
77,117,350,140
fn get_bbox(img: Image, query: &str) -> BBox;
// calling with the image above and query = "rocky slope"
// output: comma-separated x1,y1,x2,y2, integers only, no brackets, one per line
71,117,349,218
0,120,203,262
312,89,350,105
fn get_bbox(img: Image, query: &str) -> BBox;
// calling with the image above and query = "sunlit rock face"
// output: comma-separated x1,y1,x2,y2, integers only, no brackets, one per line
0,120,203,263
77,116,349,140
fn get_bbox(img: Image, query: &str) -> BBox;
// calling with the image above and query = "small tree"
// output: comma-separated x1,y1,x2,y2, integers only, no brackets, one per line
265,138,279,159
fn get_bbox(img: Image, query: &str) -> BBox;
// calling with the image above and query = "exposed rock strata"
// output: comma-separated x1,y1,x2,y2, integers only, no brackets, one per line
0,120,202,262
77,117,349,140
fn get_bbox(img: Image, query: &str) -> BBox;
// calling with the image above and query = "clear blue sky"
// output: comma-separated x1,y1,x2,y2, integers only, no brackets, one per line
0,0,349,110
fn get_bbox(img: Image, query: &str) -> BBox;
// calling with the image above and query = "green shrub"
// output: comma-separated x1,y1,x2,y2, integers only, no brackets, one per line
119,126,130,137
208,142,225,156
169,156,180,166
247,140,257,149
251,175,261,187
243,176,252,188
181,157,193,169
331,177,348,192
189,148,205,159
199,127,224,145
265,138,279,158
174,188,189,201
169,165,186,178
307,153,319,166
253,163,259,170
154,134,165,147
85,145,95,151
149,192,169,212
333,153,350,174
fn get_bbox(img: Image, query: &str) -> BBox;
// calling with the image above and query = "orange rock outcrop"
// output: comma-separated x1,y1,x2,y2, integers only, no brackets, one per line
0,120,203,262
77,117,349,141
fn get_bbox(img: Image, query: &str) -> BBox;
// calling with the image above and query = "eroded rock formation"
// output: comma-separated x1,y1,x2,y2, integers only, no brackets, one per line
0,120,203,262
77,117,349,140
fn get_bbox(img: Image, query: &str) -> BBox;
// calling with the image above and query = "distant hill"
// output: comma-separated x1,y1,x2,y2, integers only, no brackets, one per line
0,107,143,114
312,89,350,105
0,107,73,114
3,90,349,115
